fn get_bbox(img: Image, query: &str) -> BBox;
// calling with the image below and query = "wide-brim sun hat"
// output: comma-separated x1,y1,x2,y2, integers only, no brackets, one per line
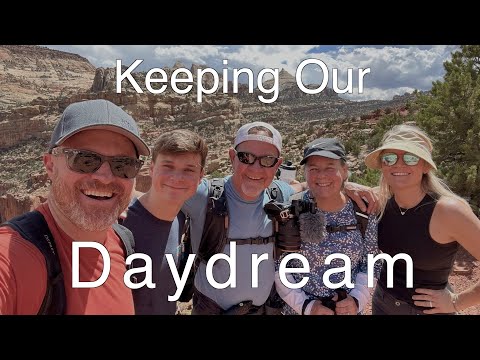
364,128,437,170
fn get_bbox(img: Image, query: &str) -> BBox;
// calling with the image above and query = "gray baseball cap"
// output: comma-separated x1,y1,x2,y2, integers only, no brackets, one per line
300,138,346,165
49,99,150,156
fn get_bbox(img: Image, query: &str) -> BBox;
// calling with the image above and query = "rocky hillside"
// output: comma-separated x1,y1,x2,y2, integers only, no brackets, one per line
0,48,416,222
0,45,95,110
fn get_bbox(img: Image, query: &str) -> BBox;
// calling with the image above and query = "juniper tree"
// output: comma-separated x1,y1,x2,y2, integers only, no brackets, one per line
415,45,480,213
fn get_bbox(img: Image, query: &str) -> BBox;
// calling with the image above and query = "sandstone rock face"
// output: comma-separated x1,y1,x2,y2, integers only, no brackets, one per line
0,54,415,221
0,193,46,222
0,45,95,110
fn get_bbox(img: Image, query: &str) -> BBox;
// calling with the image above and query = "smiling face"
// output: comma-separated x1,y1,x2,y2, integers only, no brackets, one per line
380,149,430,192
44,129,137,232
305,156,347,203
229,140,282,201
150,152,204,203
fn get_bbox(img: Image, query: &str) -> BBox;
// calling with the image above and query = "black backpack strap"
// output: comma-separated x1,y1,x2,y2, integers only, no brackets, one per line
112,223,135,269
351,202,369,238
323,202,369,239
1,211,65,315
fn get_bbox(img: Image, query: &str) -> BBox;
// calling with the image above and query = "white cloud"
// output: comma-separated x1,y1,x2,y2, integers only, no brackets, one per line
43,45,460,101
153,45,225,66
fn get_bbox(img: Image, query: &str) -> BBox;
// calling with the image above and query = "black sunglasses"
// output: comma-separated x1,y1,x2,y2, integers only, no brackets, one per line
381,152,420,166
234,150,279,168
52,148,143,179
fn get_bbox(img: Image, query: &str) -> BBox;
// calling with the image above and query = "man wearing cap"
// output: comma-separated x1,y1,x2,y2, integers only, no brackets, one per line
181,122,291,314
274,137,381,315
0,99,149,315
181,122,377,315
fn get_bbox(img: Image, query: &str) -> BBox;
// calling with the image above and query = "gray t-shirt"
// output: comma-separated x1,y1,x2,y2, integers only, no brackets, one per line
122,199,185,315
182,176,294,309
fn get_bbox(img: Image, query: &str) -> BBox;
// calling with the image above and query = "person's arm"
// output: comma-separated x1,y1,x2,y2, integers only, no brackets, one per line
344,182,378,214
413,197,480,314
274,271,334,315
347,272,371,313
289,181,307,194
345,214,380,313
0,229,46,315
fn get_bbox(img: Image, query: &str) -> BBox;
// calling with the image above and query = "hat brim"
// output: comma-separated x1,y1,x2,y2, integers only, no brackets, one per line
51,124,151,157
364,142,437,170
300,150,342,165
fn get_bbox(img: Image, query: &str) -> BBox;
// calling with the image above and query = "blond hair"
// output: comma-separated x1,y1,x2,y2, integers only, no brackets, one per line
377,124,468,218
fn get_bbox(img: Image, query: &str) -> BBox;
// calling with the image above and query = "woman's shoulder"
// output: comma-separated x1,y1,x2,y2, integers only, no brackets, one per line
435,195,474,220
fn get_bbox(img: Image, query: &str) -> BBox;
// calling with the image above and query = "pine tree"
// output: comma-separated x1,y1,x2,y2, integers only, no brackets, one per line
415,45,480,212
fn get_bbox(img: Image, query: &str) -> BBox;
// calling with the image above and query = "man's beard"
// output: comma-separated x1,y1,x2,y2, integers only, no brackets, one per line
50,175,132,232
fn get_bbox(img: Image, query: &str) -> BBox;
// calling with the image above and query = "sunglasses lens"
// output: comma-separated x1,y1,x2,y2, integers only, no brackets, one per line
237,151,278,168
110,158,142,178
403,153,420,166
237,151,255,165
64,150,141,179
381,154,398,166
68,151,102,173
259,156,278,168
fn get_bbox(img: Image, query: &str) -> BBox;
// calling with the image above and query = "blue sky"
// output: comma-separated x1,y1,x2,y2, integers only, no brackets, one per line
44,45,459,101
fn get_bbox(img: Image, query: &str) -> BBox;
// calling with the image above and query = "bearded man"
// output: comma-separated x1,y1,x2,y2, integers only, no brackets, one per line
0,99,149,314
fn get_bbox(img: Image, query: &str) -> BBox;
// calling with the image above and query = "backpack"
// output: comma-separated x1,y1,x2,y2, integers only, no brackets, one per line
290,190,369,238
177,178,284,303
1,210,135,315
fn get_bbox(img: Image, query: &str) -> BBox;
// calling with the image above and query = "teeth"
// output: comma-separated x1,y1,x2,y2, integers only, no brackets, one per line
316,183,331,187
83,190,113,198
247,176,261,180
392,173,409,176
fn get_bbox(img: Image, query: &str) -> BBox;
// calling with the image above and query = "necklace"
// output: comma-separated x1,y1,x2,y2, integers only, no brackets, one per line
398,204,409,216
396,193,426,216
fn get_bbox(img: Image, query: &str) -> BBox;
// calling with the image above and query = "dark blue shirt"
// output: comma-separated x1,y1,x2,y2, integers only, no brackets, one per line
122,199,185,315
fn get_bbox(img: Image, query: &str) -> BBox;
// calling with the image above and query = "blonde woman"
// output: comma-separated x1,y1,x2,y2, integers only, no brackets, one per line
365,124,480,315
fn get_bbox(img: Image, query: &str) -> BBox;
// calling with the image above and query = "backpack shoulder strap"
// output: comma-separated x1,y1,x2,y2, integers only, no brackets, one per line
1,211,65,315
351,202,369,238
112,223,135,265
267,181,284,202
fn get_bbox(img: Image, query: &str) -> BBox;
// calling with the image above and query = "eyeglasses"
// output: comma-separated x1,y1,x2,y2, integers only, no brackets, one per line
51,148,143,179
381,152,420,166
234,150,279,168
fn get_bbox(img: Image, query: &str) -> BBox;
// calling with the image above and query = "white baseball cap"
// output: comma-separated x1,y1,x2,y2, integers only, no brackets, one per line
233,121,282,154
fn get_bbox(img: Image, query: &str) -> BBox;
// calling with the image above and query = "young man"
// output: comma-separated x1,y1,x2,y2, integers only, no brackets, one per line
0,99,149,315
121,129,206,315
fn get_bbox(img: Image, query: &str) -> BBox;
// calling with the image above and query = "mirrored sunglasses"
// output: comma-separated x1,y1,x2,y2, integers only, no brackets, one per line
381,152,420,166
235,150,279,168
52,148,143,179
